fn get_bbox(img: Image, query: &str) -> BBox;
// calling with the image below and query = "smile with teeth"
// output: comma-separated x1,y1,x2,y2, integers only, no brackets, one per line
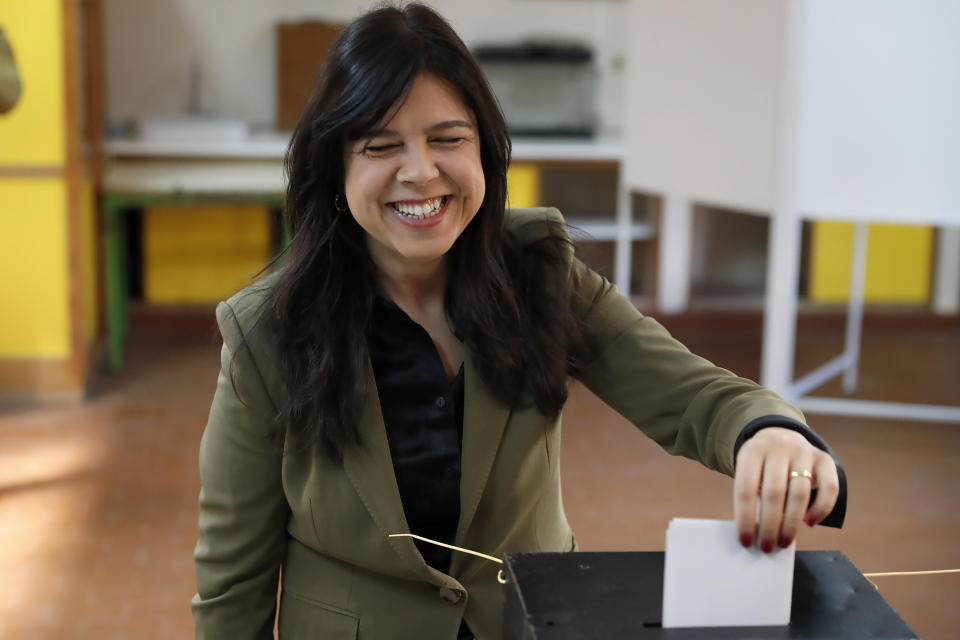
390,196,448,220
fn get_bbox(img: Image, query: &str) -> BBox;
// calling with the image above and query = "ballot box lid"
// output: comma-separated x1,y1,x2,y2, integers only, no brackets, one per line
501,550,916,639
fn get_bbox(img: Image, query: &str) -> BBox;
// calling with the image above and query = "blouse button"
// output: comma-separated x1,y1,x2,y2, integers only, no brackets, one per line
435,396,446,409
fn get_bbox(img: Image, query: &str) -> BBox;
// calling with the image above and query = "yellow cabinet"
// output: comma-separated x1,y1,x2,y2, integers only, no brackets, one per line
144,205,271,303
809,222,933,304
506,163,540,209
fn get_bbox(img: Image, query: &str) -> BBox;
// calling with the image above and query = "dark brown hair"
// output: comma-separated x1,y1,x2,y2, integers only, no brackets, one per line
260,3,589,459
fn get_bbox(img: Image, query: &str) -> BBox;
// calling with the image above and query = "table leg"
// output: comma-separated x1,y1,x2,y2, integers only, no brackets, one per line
656,193,692,313
281,215,291,248
119,213,130,339
761,211,802,398
842,222,868,394
614,165,633,298
103,198,125,371
933,226,960,315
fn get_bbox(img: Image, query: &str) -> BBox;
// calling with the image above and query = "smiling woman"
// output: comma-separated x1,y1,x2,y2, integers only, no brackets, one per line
343,73,486,275
192,4,846,640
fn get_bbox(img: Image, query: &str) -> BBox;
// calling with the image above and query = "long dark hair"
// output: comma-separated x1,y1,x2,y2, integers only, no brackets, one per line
261,3,589,460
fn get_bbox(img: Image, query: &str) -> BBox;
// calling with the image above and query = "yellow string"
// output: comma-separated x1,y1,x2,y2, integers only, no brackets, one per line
863,569,960,590
864,569,960,578
388,533,503,564
387,533,509,584
389,532,960,589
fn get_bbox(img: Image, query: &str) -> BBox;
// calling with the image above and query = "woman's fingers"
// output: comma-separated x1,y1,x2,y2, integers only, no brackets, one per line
756,452,790,553
804,451,841,526
733,447,763,548
777,456,815,549
733,427,841,553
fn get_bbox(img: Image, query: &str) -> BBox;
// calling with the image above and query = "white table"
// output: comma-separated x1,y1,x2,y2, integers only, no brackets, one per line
624,0,960,423
760,0,960,423
105,133,645,296
102,133,643,369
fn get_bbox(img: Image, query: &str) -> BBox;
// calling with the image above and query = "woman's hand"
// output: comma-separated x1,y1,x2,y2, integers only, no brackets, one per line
733,427,840,552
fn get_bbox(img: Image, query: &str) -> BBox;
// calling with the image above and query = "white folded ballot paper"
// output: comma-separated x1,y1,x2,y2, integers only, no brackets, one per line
662,518,795,628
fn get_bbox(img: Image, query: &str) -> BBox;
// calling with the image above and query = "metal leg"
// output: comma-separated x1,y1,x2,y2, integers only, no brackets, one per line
119,211,130,339
281,215,291,248
103,197,125,371
656,194,691,313
933,226,960,315
842,222,868,394
614,165,633,298
761,211,803,398
796,397,960,423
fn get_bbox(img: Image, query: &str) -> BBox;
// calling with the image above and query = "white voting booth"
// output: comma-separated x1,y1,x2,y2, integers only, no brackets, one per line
624,0,960,422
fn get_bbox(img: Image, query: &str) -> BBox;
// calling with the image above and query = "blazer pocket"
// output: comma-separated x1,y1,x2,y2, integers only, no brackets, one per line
278,590,359,639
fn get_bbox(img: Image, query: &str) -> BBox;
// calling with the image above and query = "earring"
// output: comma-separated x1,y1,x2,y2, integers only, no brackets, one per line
334,193,348,213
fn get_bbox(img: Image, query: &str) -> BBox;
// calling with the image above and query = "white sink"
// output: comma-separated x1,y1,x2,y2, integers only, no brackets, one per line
137,115,248,142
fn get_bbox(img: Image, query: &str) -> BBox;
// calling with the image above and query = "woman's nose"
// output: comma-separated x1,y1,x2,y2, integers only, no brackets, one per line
396,143,440,184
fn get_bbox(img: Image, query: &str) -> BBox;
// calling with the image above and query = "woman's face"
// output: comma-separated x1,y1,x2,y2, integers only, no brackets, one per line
343,73,486,276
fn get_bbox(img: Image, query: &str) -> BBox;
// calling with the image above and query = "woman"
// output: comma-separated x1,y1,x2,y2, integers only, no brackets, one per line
192,5,845,639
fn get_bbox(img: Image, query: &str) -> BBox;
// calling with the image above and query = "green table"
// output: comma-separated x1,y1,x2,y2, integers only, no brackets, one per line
101,159,286,371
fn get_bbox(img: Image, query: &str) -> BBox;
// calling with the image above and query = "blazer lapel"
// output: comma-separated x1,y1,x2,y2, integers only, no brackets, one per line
341,360,434,581
342,355,511,584
455,352,511,545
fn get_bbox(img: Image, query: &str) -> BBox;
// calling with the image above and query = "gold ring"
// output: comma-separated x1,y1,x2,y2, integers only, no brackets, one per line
789,469,813,480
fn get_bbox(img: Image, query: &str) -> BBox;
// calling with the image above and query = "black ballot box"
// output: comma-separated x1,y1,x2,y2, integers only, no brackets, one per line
501,551,917,639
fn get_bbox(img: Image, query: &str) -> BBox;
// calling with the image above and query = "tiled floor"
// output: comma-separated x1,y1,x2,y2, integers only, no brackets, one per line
0,316,957,639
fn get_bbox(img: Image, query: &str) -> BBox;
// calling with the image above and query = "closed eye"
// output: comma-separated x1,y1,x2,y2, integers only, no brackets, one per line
433,137,466,145
364,143,400,153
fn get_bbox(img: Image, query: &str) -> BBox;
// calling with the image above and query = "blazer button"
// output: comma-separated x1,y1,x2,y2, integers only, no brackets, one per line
438,586,465,604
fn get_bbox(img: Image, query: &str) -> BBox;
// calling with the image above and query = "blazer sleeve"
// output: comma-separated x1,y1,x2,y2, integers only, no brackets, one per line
571,252,808,477
192,301,290,639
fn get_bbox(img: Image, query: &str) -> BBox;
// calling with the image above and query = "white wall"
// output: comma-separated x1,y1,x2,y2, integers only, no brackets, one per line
624,0,787,212
103,0,627,132
623,0,960,223
791,0,960,223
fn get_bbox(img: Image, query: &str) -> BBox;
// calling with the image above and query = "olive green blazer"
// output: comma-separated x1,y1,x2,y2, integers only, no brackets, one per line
192,208,809,640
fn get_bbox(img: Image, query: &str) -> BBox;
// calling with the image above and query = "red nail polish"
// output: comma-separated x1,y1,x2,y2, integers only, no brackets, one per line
761,539,774,553
740,533,753,548
778,536,793,548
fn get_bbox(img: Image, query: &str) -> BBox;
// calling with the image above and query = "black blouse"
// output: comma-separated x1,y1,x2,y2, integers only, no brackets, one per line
366,291,465,575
